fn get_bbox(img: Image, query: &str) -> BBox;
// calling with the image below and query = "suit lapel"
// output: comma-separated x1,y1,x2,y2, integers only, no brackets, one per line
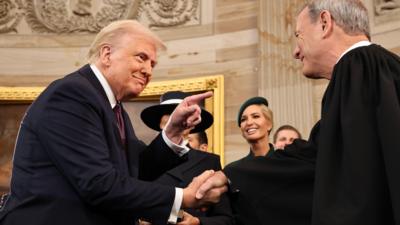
165,150,208,182
78,64,126,161
79,64,109,103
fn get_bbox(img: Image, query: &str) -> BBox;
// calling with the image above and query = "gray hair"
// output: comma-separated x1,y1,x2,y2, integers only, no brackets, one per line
305,0,370,40
87,20,166,63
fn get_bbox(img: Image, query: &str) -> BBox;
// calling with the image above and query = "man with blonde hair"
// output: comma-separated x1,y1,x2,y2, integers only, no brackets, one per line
0,20,227,225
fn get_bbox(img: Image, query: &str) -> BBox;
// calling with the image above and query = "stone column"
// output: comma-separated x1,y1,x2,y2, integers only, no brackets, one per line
258,0,316,138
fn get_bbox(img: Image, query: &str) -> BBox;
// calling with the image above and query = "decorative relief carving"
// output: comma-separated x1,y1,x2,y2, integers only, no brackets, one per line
0,0,200,34
0,0,24,33
0,87,45,102
206,78,217,89
375,0,400,15
142,79,210,96
25,0,139,33
140,0,199,28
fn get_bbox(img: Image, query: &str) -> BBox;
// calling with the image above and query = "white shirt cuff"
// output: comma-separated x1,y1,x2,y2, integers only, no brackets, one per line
168,188,183,224
162,129,190,157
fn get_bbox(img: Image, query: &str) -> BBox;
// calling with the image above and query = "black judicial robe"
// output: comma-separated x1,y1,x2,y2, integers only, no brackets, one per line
224,142,316,225
311,44,400,225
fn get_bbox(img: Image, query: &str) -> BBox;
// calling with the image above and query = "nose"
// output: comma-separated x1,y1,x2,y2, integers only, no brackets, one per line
293,45,300,59
141,62,153,80
245,117,254,126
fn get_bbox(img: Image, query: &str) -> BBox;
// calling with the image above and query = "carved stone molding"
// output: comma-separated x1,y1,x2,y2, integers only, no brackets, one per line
0,0,200,34
372,0,400,25
140,0,199,28
25,0,140,33
0,0,24,33
375,0,400,15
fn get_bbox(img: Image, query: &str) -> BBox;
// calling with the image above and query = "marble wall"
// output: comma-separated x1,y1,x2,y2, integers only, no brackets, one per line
0,0,400,174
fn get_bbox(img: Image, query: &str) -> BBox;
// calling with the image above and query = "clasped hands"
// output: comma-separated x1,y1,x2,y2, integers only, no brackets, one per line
161,91,229,217
182,170,228,209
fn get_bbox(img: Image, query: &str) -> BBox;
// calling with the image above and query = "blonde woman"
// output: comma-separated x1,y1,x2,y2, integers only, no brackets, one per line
224,97,316,225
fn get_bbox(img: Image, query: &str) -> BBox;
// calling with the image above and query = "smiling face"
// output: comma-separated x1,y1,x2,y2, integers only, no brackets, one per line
100,34,157,101
240,104,272,143
293,7,326,79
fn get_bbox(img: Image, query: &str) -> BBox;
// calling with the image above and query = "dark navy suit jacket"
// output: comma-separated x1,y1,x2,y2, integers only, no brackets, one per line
0,65,184,225
155,149,234,225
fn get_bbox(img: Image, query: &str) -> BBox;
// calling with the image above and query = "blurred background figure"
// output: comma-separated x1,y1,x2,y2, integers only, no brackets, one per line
188,131,209,152
273,125,302,150
140,91,233,225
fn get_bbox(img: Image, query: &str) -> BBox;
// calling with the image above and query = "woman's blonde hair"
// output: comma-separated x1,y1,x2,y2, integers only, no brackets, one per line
259,104,273,134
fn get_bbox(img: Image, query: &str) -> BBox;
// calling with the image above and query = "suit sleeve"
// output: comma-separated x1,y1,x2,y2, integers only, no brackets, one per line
373,53,400,223
312,46,400,224
34,81,174,223
139,134,187,181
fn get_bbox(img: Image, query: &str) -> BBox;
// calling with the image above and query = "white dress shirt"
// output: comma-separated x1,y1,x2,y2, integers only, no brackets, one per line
337,40,372,63
90,64,186,224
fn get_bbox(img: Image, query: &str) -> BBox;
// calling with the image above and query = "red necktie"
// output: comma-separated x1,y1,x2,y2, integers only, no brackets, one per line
113,103,126,145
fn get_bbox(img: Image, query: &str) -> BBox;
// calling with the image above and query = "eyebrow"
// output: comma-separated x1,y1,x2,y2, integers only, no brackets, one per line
137,52,157,68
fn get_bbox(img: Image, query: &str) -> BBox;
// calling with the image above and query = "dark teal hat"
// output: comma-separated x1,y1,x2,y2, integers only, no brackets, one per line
237,96,269,126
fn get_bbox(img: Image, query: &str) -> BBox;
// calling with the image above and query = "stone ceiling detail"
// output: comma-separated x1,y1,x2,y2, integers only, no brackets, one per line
373,0,400,25
0,0,24,33
0,0,200,34
375,0,400,15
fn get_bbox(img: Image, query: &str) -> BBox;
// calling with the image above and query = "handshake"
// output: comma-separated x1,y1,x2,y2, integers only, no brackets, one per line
182,170,228,209
139,171,228,225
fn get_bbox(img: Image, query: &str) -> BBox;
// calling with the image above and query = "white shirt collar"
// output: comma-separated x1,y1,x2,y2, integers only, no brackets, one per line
90,64,117,108
337,40,372,63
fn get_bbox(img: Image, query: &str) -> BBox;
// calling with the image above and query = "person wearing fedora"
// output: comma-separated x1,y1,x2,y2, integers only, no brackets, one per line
140,91,234,225
0,20,227,225
187,131,209,152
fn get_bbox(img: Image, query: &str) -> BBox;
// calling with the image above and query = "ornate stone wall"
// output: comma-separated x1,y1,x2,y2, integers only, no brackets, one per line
0,0,259,167
0,0,399,170
0,0,201,34
374,0,400,17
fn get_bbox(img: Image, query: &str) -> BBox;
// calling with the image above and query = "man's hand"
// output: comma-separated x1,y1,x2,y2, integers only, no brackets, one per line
182,170,228,209
164,91,213,144
195,171,228,199
177,211,200,225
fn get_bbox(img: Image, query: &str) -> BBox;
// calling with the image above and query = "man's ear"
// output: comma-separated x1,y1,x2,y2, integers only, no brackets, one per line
320,10,333,38
99,44,112,66
199,144,208,152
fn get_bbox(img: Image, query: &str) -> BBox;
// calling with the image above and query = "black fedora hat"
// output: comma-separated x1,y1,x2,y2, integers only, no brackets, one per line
140,91,214,133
